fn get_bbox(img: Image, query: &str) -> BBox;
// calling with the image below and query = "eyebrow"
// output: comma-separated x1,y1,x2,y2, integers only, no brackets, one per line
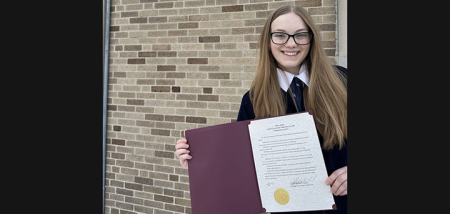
272,29,308,33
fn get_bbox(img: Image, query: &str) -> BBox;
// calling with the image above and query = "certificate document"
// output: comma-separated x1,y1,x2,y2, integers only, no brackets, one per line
248,112,335,212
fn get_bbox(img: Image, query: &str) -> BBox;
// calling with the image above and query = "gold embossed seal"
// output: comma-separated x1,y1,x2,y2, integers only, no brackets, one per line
274,188,290,205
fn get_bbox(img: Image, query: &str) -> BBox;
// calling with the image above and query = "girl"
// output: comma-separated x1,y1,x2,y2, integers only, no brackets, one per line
176,5,347,214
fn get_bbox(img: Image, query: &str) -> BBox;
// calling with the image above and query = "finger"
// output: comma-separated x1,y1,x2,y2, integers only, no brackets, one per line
183,129,186,137
179,153,192,160
176,138,187,145
330,172,347,195
175,148,190,158
179,154,192,166
326,166,347,185
175,142,189,150
333,181,347,196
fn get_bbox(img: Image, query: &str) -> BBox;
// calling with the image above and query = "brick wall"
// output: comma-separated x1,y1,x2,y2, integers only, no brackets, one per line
105,0,341,213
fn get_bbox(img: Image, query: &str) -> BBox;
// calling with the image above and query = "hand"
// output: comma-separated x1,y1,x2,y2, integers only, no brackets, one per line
175,130,191,169
325,166,347,196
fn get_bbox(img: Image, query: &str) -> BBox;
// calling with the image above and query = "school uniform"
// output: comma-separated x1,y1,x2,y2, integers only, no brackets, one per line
236,65,347,214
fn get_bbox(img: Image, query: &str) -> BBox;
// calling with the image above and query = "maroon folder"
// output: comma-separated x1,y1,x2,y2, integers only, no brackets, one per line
185,111,336,214
185,119,265,214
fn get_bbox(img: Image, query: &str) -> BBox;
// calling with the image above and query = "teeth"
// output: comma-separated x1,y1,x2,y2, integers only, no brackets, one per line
284,52,297,56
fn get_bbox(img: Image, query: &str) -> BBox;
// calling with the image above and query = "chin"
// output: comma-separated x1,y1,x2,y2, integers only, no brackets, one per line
279,63,301,71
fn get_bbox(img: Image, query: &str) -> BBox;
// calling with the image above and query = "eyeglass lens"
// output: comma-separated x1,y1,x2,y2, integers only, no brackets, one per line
271,32,311,45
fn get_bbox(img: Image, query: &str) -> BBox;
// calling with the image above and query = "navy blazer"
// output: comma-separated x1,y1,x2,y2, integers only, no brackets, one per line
236,66,347,214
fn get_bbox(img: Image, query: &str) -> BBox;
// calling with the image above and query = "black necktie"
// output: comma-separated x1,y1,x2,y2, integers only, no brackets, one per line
291,77,304,112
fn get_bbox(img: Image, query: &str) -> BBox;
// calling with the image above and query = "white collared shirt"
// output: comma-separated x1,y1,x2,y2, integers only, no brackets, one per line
276,64,310,92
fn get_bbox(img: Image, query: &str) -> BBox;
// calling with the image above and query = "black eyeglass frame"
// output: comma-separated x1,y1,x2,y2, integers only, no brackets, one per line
269,32,314,45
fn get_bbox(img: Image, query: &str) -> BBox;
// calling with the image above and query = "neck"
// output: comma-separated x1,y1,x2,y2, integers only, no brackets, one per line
278,65,300,75
286,70,299,75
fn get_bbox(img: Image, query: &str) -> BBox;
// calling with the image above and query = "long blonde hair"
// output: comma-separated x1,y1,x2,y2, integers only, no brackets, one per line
249,5,347,150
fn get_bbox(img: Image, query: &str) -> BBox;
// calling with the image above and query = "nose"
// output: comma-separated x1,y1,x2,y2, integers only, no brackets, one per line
285,36,297,47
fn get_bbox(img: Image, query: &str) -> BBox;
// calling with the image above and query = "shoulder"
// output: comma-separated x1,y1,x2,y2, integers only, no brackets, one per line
238,90,253,107
237,90,255,121
243,90,250,96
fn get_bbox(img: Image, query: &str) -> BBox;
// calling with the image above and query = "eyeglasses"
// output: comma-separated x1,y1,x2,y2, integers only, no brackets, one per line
269,32,313,45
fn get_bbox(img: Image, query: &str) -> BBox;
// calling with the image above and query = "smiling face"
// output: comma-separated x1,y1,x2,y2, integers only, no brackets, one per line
270,12,311,75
